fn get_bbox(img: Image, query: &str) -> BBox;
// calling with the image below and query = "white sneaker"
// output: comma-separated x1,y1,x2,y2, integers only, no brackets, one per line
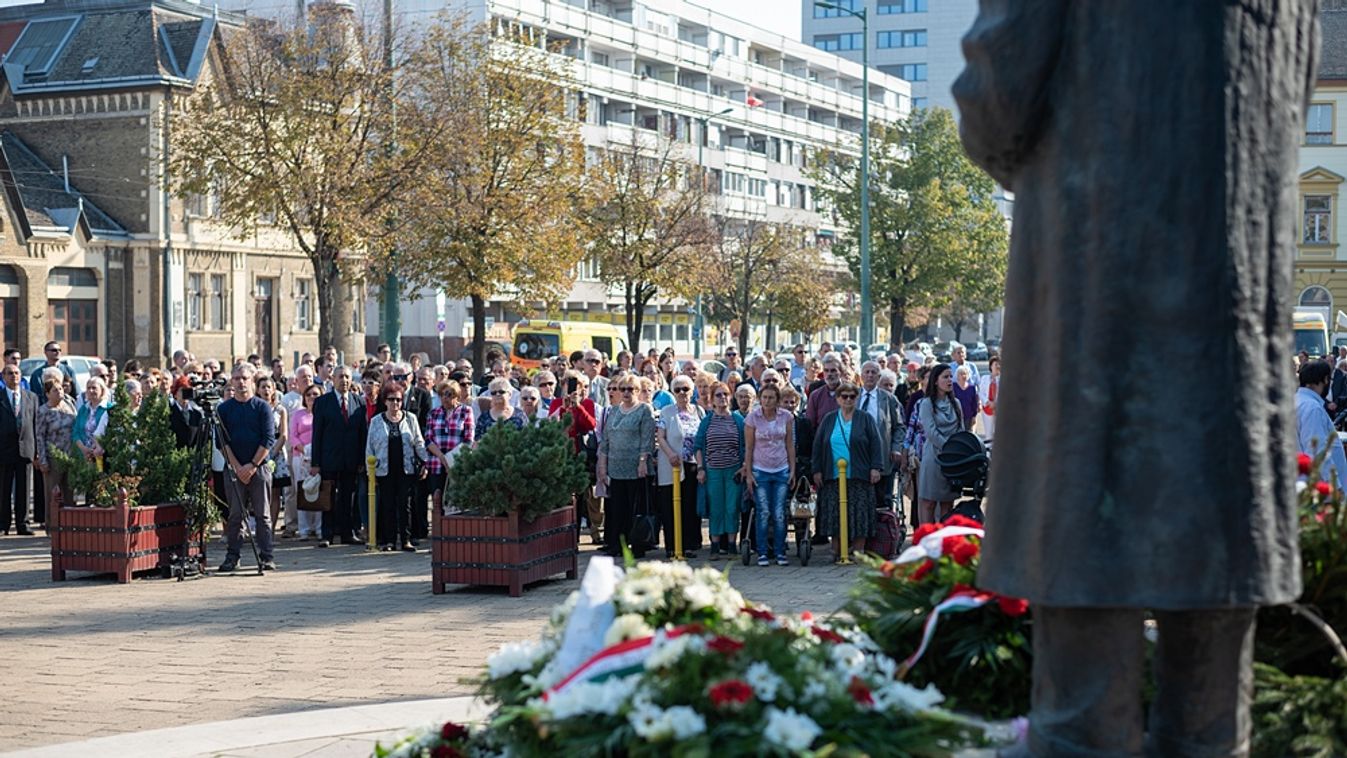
757,556,770,567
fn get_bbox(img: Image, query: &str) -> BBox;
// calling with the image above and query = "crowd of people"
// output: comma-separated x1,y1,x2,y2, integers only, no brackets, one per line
0,337,1002,572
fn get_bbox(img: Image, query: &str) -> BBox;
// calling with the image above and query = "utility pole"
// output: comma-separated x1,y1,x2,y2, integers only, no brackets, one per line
692,106,732,361
380,0,401,359
816,1,871,347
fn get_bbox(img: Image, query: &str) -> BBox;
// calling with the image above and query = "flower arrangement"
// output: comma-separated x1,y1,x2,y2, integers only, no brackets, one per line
372,719,471,758
381,557,992,757
847,515,1032,720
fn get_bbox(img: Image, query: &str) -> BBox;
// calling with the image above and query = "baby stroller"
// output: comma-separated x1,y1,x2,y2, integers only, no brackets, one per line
936,431,990,523
739,475,815,566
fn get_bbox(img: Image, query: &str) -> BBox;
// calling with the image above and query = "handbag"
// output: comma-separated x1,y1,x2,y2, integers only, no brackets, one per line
299,480,333,512
627,480,660,554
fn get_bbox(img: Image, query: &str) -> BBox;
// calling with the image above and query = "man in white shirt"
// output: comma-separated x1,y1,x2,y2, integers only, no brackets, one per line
1295,359,1347,493
950,343,980,388
281,365,315,413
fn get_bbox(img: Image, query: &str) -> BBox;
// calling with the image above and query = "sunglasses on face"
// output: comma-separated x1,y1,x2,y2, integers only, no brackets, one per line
714,392,730,398
490,390,508,396
392,374,410,381
386,396,403,402
619,387,634,394
521,396,539,402
673,387,691,393
838,393,857,400
587,358,601,364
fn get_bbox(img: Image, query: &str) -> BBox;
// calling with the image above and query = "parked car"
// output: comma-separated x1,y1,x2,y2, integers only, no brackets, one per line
903,341,933,366
967,342,989,361
700,359,727,378
984,338,1001,355
20,355,101,393
932,341,954,363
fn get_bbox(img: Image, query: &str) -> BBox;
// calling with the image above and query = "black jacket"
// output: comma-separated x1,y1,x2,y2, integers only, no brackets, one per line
1331,369,1347,413
311,390,369,476
169,400,204,450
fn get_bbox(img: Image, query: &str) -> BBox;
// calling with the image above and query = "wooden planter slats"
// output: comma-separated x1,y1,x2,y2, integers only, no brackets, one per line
431,505,577,597
49,490,196,583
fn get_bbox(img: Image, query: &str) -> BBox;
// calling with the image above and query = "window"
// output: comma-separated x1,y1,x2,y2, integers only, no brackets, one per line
913,97,928,110
1301,285,1333,308
296,278,312,330
748,178,767,198
209,273,229,329
7,17,80,77
0,298,14,347
722,171,745,195
1305,195,1333,243
878,0,927,12
813,0,859,17
897,63,927,81
47,267,97,287
1307,103,1334,145
48,299,97,355
877,30,927,48
813,33,863,52
187,273,203,330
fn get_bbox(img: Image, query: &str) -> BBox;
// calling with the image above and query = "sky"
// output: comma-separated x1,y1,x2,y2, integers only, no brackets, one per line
719,0,803,41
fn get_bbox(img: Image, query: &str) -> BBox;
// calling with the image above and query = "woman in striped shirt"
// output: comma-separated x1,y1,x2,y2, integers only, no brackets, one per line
695,382,745,557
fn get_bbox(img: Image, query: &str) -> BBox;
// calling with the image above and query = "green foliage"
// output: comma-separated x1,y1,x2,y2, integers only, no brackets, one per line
847,529,1032,720
1252,661,1347,758
447,420,588,521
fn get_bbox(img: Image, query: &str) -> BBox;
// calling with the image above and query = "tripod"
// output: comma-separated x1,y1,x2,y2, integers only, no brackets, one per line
171,396,262,579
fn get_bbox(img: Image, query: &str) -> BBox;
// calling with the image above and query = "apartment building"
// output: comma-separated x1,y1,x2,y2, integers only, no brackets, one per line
800,0,974,114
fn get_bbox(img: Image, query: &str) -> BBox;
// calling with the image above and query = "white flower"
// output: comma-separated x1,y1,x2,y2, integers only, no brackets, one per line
744,662,784,702
487,639,550,680
683,581,717,610
634,560,695,590
873,680,945,712
627,701,707,741
802,679,829,702
871,653,898,681
604,613,655,646
1296,479,1308,494
543,674,641,720
830,643,867,677
615,576,666,614
763,707,822,752
645,632,706,671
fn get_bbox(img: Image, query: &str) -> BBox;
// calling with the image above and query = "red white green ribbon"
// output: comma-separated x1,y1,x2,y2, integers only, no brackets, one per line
901,589,994,671
545,625,698,699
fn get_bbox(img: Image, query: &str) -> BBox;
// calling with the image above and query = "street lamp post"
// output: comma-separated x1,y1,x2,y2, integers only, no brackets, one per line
815,1,872,348
692,106,733,361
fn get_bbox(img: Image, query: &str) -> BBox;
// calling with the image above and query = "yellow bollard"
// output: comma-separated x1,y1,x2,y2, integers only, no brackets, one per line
672,461,684,561
95,456,104,473
837,459,851,565
366,455,377,551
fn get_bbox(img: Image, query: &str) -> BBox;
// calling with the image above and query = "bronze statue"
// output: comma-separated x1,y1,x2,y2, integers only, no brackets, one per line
953,1,1319,755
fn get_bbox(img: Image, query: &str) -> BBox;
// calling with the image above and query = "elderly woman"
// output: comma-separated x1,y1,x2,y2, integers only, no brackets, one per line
657,374,704,558
475,377,529,437
35,374,77,511
518,386,549,426
878,369,899,396
695,382,745,557
425,380,472,516
366,380,429,552
72,376,111,462
597,375,656,557
951,365,979,432
734,383,757,417
811,381,882,561
533,369,559,408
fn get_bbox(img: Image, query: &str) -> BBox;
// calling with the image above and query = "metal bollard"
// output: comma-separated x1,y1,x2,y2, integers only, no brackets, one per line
837,459,851,565
366,455,377,551
672,461,684,561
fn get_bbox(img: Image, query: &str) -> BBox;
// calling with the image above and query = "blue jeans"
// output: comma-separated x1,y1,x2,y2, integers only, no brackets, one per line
753,468,790,559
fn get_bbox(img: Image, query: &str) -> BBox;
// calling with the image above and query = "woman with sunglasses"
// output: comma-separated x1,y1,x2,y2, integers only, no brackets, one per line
656,375,704,558
475,377,529,438
366,381,429,552
533,370,559,407
811,381,882,562
425,380,471,518
290,384,323,539
695,381,746,557
597,377,656,557
916,364,963,525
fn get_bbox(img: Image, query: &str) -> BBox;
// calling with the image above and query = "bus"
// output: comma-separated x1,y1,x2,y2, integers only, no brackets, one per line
1294,311,1330,358
512,320,629,371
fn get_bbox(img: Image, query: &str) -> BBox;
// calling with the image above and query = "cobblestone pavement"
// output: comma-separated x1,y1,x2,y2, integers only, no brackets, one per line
0,531,865,751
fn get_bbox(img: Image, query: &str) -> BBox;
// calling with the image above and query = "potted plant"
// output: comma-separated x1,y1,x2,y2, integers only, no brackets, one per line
432,420,588,596
49,384,199,583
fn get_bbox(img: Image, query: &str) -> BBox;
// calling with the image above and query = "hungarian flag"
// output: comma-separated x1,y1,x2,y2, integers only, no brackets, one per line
746,89,764,108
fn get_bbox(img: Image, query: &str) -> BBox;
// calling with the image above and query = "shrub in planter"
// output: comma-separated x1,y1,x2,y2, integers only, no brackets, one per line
445,420,588,519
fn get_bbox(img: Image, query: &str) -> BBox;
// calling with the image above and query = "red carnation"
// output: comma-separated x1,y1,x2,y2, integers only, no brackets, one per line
848,676,875,707
431,746,462,758
1316,481,1332,497
709,679,754,707
676,622,706,636
707,635,744,655
910,559,935,581
811,626,846,644
913,523,940,542
742,607,776,622
949,540,979,566
996,595,1030,617
944,514,982,530
1298,452,1313,475
800,611,815,622
440,722,469,742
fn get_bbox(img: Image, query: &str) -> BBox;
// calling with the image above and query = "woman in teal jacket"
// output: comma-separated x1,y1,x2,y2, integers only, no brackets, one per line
694,381,745,557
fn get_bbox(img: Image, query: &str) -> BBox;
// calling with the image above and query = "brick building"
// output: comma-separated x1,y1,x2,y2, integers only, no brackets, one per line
0,0,362,367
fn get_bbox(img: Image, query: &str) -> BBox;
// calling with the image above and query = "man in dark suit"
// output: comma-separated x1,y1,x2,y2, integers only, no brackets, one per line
169,375,205,450
310,364,367,547
0,363,37,535
859,361,906,513
1330,358,1347,420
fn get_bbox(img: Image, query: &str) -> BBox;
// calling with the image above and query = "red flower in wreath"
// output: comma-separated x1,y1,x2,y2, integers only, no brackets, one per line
996,595,1030,617
1298,452,1313,475
742,607,776,622
848,676,875,707
431,745,463,758
707,635,745,655
944,514,983,530
1316,481,1332,497
440,722,469,742
910,559,935,582
949,540,979,566
800,611,815,622
709,679,754,707
913,523,940,542
811,626,846,644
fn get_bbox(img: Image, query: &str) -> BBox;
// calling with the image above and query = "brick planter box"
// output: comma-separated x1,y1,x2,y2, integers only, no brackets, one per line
432,505,577,597
50,498,198,583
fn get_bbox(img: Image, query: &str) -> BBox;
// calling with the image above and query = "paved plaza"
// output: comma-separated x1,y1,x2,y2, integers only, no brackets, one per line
0,533,862,753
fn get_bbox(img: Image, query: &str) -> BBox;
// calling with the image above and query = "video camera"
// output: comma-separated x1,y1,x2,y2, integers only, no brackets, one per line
184,376,228,405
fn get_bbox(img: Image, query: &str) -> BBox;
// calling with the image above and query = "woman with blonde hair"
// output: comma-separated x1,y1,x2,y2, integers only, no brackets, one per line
366,380,429,552
475,377,529,437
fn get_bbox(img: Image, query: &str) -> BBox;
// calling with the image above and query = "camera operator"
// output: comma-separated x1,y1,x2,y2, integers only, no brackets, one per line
216,362,277,572
310,364,367,547
169,376,204,450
